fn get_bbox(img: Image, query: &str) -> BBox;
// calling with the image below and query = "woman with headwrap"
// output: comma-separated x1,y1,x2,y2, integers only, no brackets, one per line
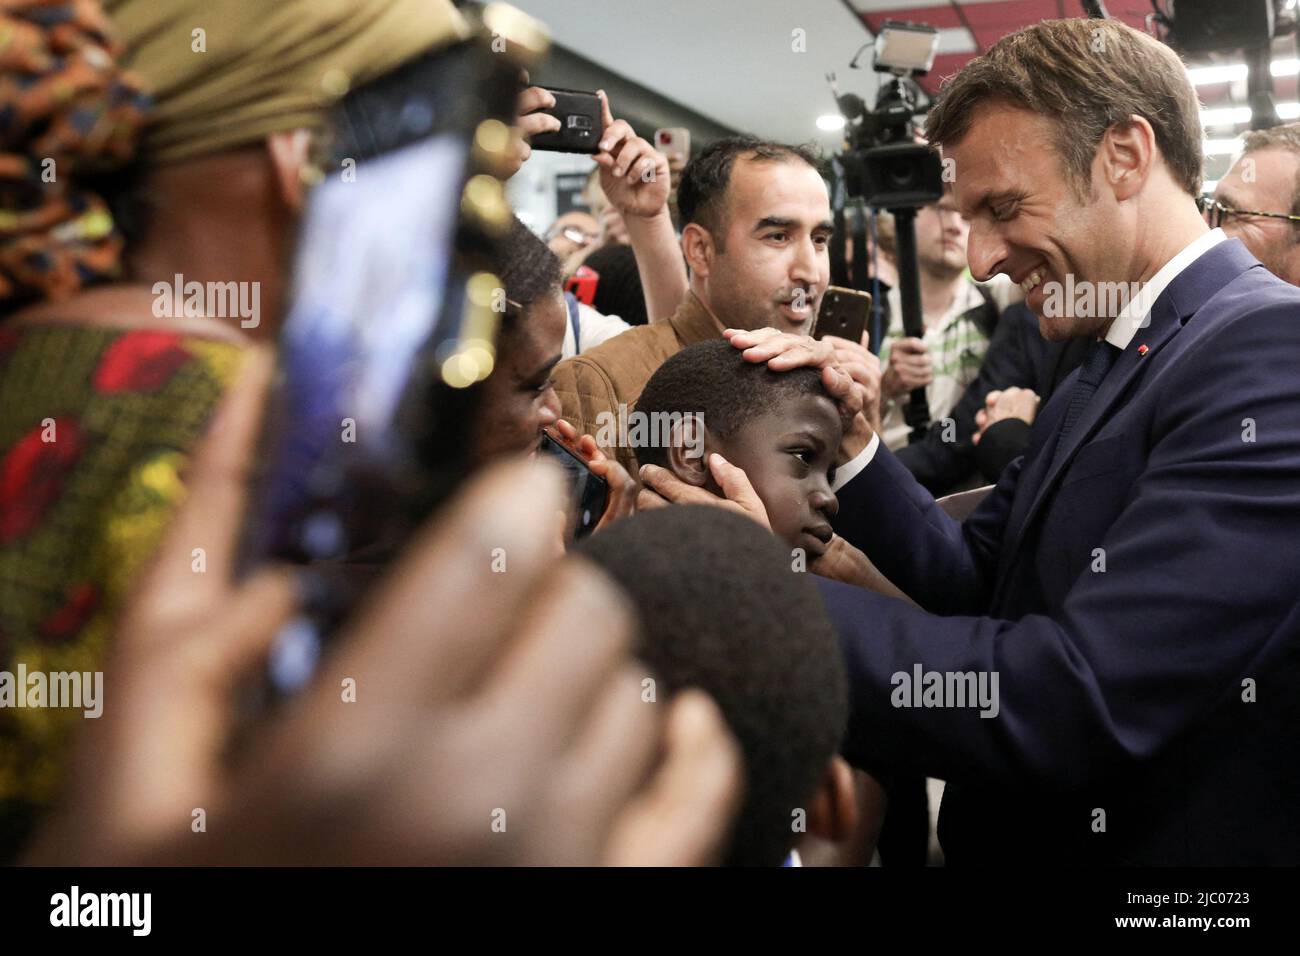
0,0,463,856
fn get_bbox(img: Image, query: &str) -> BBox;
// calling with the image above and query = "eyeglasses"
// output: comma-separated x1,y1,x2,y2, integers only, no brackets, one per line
545,225,597,247
1198,196,1300,229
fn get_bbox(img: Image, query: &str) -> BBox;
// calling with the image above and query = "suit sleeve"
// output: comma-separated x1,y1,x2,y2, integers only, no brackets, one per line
832,439,1019,615
821,304,1300,791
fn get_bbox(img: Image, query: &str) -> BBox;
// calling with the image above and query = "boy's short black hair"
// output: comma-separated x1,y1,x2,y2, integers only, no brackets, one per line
677,135,821,245
578,506,848,866
633,339,831,469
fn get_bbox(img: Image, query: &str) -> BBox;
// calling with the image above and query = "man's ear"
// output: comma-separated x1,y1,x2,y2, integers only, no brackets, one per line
807,756,858,843
1099,115,1155,203
665,414,711,485
681,222,716,278
266,129,314,214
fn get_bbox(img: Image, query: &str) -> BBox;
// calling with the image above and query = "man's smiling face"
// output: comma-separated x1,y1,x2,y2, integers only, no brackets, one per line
947,102,1129,342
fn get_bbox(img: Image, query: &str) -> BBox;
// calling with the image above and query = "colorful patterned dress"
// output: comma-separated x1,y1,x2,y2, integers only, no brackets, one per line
0,324,241,857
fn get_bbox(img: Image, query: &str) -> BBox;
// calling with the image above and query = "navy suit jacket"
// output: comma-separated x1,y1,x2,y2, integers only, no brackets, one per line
820,238,1300,864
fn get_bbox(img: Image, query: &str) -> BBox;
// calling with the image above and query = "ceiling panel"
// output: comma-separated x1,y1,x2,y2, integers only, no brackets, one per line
514,1,1299,149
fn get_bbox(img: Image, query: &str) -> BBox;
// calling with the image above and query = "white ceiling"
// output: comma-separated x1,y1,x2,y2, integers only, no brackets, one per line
513,0,893,148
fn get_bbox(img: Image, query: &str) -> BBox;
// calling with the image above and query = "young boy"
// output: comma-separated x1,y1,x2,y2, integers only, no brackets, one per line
578,505,857,866
633,339,841,561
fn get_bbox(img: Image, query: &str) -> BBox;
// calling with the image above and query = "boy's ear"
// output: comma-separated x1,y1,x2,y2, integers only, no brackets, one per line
807,756,858,844
665,415,711,486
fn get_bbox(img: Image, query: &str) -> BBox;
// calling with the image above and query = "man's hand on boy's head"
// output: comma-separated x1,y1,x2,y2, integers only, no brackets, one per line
637,454,771,531
822,333,882,434
723,328,872,459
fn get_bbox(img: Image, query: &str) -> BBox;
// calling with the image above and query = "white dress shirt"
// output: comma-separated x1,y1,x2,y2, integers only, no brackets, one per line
1104,227,1225,350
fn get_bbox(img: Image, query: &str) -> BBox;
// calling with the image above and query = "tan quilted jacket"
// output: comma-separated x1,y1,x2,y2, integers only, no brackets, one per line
552,291,723,475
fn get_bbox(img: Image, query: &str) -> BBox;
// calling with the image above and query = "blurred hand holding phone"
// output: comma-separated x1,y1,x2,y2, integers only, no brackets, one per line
537,426,609,541
527,85,602,153
239,8,546,699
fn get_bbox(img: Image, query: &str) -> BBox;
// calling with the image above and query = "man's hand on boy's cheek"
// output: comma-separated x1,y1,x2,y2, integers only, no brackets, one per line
811,535,916,605
636,456,771,531
723,328,863,431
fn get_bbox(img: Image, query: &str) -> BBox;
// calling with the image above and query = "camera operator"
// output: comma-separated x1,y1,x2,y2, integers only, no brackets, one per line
873,188,996,460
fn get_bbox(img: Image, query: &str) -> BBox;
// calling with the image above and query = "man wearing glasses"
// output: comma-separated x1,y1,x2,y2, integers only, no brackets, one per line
545,210,600,265
1202,123,1300,286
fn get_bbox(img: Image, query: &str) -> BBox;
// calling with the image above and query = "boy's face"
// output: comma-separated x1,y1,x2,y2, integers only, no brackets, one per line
711,393,841,558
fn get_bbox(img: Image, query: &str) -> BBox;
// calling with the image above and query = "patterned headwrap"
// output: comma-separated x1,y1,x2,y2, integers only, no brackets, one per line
0,0,467,308
0,0,151,305
104,0,466,164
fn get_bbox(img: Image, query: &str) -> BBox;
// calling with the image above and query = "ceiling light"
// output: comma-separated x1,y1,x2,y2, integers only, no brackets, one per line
817,114,846,131
1203,139,1244,156
1188,59,1300,86
1200,106,1253,127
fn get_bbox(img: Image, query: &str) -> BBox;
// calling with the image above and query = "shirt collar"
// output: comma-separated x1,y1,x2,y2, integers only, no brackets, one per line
1105,228,1226,350
671,290,727,344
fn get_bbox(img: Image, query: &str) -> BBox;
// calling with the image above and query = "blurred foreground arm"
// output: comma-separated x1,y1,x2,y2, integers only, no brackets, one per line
25,350,740,866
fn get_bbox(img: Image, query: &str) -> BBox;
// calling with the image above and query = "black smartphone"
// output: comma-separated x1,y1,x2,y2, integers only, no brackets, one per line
239,30,534,697
537,431,609,540
812,286,872,343
529,86,602,154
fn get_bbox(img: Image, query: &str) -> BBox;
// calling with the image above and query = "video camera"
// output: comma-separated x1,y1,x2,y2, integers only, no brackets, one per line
836,21,944,209
832,20,945,439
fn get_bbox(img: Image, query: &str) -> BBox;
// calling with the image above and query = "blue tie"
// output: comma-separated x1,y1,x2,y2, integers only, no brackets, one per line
1056,340,1121,448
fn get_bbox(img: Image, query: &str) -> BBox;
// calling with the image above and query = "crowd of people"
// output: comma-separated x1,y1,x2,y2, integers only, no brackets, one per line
1,0,1299,868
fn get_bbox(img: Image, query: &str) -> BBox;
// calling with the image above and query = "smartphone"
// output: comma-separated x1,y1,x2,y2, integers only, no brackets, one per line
654,126,690,162
538,430,609,540
239,32,532,697
529,86,602,154
812,286,873,344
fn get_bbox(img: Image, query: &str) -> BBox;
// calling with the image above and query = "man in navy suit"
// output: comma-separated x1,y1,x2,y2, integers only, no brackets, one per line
640,19,1300,864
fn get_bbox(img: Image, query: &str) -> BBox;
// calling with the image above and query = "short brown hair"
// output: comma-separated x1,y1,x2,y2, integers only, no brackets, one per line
925,19,1203,199
1241,122,1300,225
